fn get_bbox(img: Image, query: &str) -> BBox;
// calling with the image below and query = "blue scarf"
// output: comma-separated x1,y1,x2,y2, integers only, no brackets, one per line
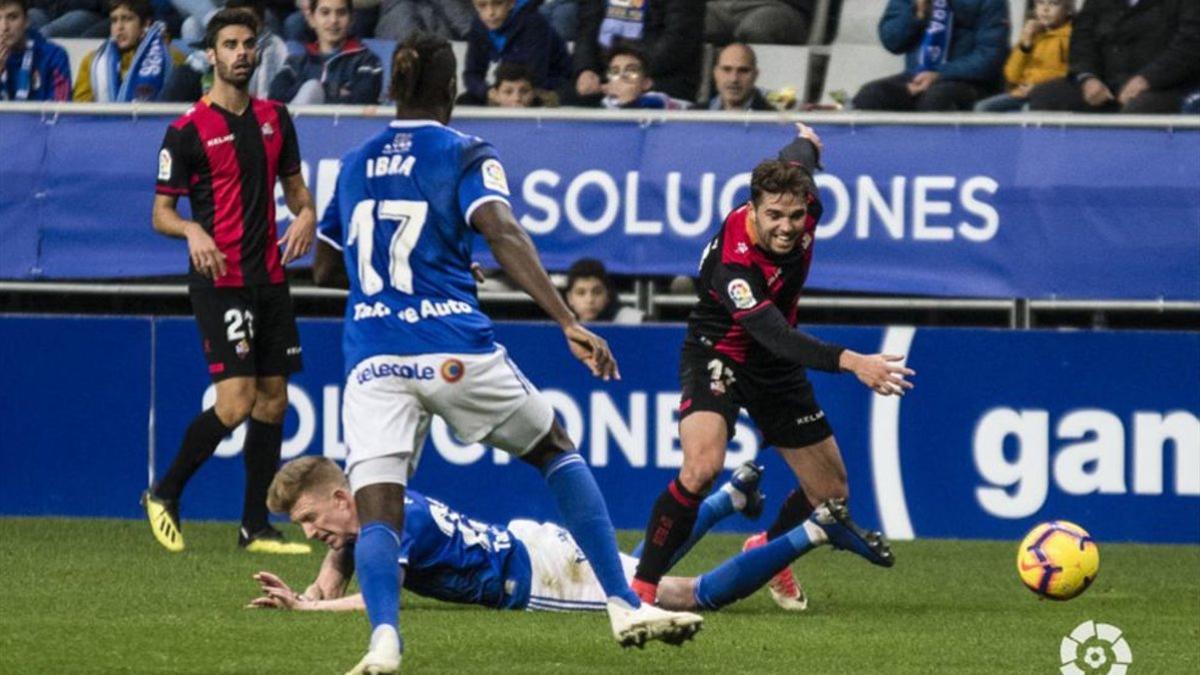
0,35,35,100
599,0,647,49
90,21,172,102
917,0,953,72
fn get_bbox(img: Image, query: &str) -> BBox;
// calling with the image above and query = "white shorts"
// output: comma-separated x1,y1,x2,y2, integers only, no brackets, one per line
343,346,555,492
507,519,638,612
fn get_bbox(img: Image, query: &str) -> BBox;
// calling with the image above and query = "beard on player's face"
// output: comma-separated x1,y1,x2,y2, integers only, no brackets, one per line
214,52,256,87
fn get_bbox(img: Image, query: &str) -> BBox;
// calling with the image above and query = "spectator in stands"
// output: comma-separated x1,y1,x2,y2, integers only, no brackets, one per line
73,0,185,101
1,0,72,99
27,1,108,37
283,0,377,42
601,42,690,109
374,0,472,42
572,0,704,103
461,0,571,106
564,258,644,324
852,0,1008,112
268,0,381,103
539,0,576,41
975,0,1071,111
1027,0,1200,114
488,60,553,107
161,0,287,101
706,0,812,45
708,42,773,110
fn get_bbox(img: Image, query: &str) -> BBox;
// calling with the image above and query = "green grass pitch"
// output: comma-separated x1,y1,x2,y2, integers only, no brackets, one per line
1,518,1196,674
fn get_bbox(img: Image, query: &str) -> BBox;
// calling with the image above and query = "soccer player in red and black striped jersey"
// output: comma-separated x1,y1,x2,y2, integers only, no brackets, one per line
142,7,316,555
630,125,916,609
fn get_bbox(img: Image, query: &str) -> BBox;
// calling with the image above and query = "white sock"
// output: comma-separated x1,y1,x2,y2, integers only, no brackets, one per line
802,520,828,545
720,483,747,511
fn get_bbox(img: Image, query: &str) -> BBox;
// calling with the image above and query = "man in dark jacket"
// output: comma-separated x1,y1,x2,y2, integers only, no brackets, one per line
853,0,1009,111
269,0,381,103
707,42,774,110
462,0,571,105
1,0,72,100
571,0,704,103
1028,0,1200,113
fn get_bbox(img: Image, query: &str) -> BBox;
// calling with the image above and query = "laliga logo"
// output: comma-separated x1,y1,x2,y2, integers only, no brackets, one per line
1060,621,1132,675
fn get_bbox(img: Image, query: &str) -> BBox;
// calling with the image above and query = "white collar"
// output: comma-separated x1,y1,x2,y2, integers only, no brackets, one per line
389,119,445,129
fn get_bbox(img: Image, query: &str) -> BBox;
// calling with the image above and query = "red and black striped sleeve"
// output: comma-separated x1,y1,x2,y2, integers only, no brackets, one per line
155,124,194,196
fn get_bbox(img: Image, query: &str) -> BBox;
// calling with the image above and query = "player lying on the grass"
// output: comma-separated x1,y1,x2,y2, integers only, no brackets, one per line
247,456,865,613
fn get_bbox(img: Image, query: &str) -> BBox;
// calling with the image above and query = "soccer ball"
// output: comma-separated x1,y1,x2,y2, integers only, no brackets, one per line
1016,521,1100,600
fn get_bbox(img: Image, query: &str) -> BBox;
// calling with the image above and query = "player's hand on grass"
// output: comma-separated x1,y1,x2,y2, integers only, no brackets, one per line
247,571,313,611
563,322,620,381
278,211,316,265
184,222,227,279
840,351,915,397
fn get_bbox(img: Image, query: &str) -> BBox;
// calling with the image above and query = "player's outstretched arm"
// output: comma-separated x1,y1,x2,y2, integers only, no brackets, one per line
838,351,915,397
278,173,317,264
247,570,366,612
472,201,620,380
777,123,824,174
152,193,227,279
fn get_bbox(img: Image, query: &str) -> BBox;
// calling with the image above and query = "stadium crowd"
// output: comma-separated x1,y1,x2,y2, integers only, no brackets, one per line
4,0,1198,113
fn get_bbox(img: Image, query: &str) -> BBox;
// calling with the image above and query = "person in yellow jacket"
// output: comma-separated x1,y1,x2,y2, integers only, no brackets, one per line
975,0,1072,111
73,0,184,101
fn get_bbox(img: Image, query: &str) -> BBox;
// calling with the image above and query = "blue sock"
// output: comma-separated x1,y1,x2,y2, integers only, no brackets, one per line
693,524,814,609
356,521,402,633
542,453,641,607
632,488,737,567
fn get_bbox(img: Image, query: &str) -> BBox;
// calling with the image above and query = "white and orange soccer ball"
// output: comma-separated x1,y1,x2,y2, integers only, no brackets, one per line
1016,521,1100,600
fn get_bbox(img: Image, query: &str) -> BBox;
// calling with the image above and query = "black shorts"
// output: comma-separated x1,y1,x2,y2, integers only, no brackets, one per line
190,284,303,382
678,344,833,448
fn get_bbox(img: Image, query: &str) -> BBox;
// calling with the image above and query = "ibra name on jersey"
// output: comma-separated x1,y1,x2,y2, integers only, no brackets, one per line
366,154,416,178
353,298,475,323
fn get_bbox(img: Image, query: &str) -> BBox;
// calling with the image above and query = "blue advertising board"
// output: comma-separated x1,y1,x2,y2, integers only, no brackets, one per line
1,111,1197,299
2,316,1197,544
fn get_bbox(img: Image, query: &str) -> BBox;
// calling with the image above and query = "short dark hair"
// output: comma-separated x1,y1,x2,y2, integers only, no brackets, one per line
0,0,29,16
492,62,533,88
605,43,649,73
390,32,457,109
108,0,152,21
203,7,260,50
225,0,267,22
311,0,354,13
749,160,815,206
566,258,611,291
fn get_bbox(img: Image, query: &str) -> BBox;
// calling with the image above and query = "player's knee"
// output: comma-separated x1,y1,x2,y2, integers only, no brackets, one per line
679,460,719,495
252,390,289,423
215,393,254,426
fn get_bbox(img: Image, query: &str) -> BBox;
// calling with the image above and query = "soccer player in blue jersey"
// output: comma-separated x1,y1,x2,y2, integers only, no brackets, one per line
249,457,856,617
312,33,702,673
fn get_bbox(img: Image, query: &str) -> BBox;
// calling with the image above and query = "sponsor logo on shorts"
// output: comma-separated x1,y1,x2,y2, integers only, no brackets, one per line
727,279,756,310
235,339,251,359
796,410,825,426
356,362,435,385
440,358,465,383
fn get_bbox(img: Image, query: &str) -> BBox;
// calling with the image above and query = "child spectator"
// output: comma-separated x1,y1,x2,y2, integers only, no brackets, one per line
564,258,644,324
461,0,571,106
976,0,1072,111
601,43,690,109
489,60,554,107
269,0,381,103
1,0,72,100
73,0,185,101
